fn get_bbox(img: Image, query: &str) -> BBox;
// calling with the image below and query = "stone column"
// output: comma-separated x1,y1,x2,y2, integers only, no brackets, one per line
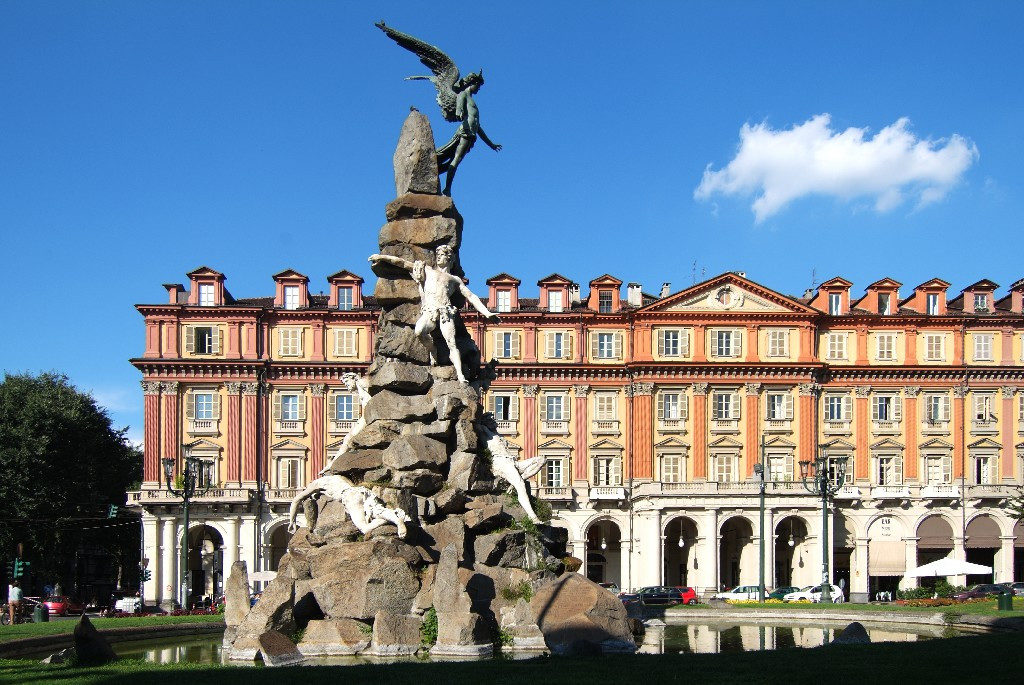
904,386,920,480
854,386,871,480
631,383,655,480
699,508,719,593
851,538,869,602
142,515,160,603
637,509,661,588
310,384,327,479
572,385,590,481
900,537,919,590
142,381,162,485
226,382,242,485
1001,387,1016,479
571,539,587,572
951,534,968,587
692,383,709,480
953,385,967,480
744,383,761,478
225,516,240,572
619,537,633,594
764,508,776,587
242,382,260,485
161,382,180,467
999,535,1016,583
160,516,177,609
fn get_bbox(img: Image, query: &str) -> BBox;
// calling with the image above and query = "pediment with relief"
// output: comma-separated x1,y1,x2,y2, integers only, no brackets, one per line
642,274,815,315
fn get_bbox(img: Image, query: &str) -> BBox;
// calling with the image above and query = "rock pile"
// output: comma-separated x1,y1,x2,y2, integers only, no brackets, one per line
224,110,634,663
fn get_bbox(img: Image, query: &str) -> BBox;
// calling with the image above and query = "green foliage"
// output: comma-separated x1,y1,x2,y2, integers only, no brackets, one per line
513,517,539,536
563,556,583,573
532,498,553,523
1008,486,1024,521
357,621,373,636
500,580,533,603
900,580,966,600
497,628,514,647
420,607,438,647
290,627,306,644
0,372,142,590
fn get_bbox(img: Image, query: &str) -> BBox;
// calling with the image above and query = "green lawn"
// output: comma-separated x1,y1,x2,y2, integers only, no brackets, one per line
0,615,224,644
1,631,1023,685
669,598,1024,617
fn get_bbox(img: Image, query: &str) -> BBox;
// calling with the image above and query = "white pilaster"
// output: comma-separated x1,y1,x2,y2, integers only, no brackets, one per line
225,516,240,571
142,515,160,602
160,517,177,607
998,536,1016,583
900,537,919,589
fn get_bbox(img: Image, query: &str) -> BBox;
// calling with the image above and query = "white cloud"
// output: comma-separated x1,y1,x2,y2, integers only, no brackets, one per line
694,114,978,222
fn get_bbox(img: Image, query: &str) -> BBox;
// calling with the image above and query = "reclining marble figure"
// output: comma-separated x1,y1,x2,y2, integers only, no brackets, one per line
288,475,411,538
318,372,371,476
369,245,499,384
477,419,545,523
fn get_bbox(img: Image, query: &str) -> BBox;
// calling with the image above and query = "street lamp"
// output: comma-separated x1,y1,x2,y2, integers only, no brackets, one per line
163,445,207,609
753,458,766,603
800,451,846,604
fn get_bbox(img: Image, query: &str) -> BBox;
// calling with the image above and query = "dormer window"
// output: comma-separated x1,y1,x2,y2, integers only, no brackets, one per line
548,290,563,313
878,293,891,315
337,286,353,311
284,285,300,310
926,293,938,315
974,293,988,311
598,290,613,313
198,284,215,307
496,290,511,313
828,293,841,315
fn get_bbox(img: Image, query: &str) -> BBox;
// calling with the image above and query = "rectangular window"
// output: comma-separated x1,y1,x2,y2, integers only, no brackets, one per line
767,330,789,357
713,453,737,483
496,290,511,313
663,330,680,356
878,293,891,315
876,333,896,361
925,334,945,361
827,456,853,486
925,455,952,485
334,328,357,357
334,394,354,421
192,326,219,355
828,292,842,316
712,392,739,420
548,290,563,313
280,394,300,421
974,293,989,311
765,392,793,420
544,459,564,488
824,395,851,422
194,392,215,420
279,458,301,489
592,456,621,485
544,394,565,421
661,453,682,483
284,285,300,310
598,290,613,313
196,459,217,489
877,455,903,485
974,394,995,423
279,328,302,356
974,334,993,361
827,333,847,360
926,293,939,315
494,331,519,358
595,393,617,420
871,395,902,422
767,454,793,482
591,331,622,360
925,395,950,423
337,286,353,311
658,392,686,421
598,332,614,358
972,456,994,484
546,331,570,359
198,283,215,307
714,330,740,357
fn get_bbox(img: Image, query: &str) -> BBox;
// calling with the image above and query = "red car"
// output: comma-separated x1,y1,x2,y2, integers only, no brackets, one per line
44,596,86,616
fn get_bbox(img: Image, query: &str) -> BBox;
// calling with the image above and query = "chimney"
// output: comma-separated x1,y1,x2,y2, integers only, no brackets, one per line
803,289,814,299
569,283,581,303
659,282,671,298
164,283,185,304
627,282,643,306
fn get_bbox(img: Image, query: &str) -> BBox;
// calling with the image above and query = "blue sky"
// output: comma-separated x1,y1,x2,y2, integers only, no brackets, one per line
2,1,1022,444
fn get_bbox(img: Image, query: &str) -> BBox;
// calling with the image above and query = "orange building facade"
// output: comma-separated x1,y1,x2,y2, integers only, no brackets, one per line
129,267,1024,605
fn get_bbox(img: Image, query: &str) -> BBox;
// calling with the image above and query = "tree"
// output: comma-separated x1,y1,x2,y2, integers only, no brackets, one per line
0,372,141,596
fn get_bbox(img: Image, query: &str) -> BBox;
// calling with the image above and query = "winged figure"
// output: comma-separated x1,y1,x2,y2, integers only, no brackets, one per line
376,21,501,196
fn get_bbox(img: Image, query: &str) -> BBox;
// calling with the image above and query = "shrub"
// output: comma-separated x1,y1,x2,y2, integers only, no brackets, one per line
563,556,583,573
501,580,534,603
532,497,553,523
420,607,438,647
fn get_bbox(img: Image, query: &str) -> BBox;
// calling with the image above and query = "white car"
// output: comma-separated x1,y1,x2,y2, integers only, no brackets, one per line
712,585,761,601
783,584,845,603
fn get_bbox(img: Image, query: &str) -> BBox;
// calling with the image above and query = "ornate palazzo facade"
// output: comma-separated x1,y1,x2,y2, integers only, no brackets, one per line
129,267,1024,605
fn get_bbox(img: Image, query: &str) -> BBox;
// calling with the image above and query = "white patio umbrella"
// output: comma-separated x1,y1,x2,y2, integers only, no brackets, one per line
904,556,992,578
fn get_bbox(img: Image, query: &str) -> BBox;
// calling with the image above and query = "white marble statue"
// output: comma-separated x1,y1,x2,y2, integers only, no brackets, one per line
369,245,499,384
318,372,371,477
478,419,545,523
288,474,411,538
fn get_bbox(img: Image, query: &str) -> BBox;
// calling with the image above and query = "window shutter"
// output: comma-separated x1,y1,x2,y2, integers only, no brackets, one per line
564,332,573,359
871,397,881,421
352,330,359,357
613,332,623,359
657,330,666,356
272,393,282,420
211,393,221,419
328,395,337,421
297,329,305,356
656,393,665,420
298,394,307,420
734,331,742,357
730,392,741,419
185,393,196,420
511,332,520,358
942,396,951,422
540,395,548,421
545,332,555,358
893,397,902,421
681,394,689,420
895,456,904,484
333,330,341,356
784,393,794,420
212,328,222,354
185,326,195,354
563,394,570,420
842,396,852,421
974,395,984,419
990,455,999,483
509,396,520,421
612,457,621,486
278,331,286,356
352,395,362,418
785,454,794,480
493,331,501,357
942,455,952,483
487,394,495,414
681,331,690,356
590,333,599,360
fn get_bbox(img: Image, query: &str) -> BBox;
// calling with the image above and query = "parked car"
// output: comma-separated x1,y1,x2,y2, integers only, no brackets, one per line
630,586,697,605
44,596,86,616
768,586,800,600
783,584,845,603
952,584,1006,601
1008,582,1024,597
712,585,760,601
598,582,620,594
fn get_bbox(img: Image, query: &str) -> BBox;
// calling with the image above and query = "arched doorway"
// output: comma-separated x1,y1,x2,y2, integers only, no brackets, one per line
774,516,810,588
186,525,223,607
268,524,291,571
965,515,999,584
585,520,622,588
916,516,954,590
719,517,754,590
664,517,699,587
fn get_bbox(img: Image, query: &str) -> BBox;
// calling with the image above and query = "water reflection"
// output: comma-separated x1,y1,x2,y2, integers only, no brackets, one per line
115,636,227,664
638,620,951,655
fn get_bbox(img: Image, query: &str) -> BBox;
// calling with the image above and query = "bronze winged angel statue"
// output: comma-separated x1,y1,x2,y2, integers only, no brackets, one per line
376,21,501,196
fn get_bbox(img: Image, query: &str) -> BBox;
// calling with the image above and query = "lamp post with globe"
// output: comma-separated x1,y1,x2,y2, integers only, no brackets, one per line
162,446,208,609
800,451,846,603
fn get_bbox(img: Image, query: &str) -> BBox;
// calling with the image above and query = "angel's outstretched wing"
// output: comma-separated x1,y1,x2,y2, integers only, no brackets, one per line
376,21,460,123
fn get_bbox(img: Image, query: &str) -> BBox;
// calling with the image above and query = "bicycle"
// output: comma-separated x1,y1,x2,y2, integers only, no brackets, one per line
1,602,32,625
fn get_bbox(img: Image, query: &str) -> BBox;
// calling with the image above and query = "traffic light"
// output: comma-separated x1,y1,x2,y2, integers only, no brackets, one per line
12,559,23,578
107,505,119,518
142,569,152,582
20,561,30,577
